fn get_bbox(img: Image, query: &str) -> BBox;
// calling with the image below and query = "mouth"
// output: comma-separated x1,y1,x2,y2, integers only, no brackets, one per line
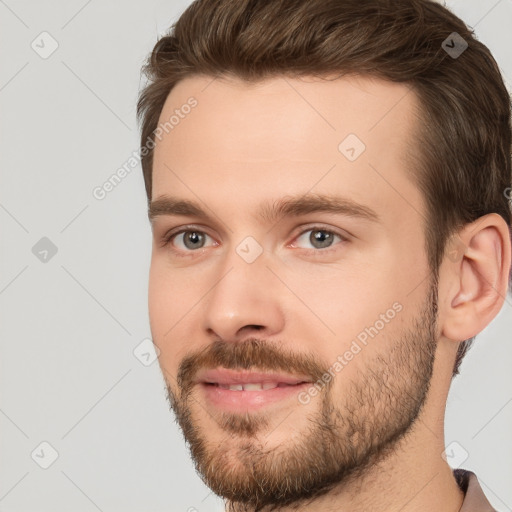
205,382,305,391
196,367,312,387
195,368,313,411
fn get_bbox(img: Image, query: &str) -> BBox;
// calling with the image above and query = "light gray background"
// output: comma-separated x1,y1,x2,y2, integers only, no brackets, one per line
1,1,511,511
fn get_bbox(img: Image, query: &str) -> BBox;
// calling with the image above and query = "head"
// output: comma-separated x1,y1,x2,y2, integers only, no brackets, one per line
138,0,512,510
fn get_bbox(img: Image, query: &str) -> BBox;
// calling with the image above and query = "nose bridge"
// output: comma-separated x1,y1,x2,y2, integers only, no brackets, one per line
201,239,285,339
215,231,270,293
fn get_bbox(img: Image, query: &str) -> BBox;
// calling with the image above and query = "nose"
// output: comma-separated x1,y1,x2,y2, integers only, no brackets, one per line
201,250,286,342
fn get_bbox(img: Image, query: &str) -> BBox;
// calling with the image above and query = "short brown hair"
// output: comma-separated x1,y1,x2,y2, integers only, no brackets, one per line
137,0,512,377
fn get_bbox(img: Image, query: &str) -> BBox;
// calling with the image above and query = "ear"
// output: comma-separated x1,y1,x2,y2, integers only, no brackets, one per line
441,213,512,342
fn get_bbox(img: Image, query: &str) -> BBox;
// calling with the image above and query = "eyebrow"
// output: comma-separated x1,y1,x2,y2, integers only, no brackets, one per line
148,193,380,225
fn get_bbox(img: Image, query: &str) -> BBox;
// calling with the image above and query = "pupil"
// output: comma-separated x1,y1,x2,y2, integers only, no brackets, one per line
311,230,332,249
185,231,203,249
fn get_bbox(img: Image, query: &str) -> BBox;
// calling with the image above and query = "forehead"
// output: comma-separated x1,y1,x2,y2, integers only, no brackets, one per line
151,74,425,229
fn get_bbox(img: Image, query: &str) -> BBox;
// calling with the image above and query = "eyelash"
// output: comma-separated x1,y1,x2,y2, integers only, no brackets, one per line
159,225,348,258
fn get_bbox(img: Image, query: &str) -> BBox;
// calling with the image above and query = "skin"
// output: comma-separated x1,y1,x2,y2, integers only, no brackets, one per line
147,74,511,511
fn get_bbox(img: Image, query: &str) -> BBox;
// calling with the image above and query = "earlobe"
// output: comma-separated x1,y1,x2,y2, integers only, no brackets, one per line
441,214,511,342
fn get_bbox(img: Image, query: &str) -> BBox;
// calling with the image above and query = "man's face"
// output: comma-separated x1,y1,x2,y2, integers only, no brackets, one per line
148,75,440,509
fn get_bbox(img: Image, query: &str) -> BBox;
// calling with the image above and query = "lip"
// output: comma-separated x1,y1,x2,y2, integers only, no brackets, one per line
196,367,312,386
195,368,313,412
198,381,311,411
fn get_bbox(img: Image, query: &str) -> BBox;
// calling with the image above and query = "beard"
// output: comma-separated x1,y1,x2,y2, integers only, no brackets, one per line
163,276,439,512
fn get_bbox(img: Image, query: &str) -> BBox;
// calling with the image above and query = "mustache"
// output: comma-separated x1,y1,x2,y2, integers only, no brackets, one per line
177,338,328,394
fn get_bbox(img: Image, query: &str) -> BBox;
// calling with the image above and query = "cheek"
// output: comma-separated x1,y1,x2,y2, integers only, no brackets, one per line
148,256,210,363
148,261,168,334
148,254,195,315
287,266,406,368
148,259,189,346
148,265,184,382
286,264,388,329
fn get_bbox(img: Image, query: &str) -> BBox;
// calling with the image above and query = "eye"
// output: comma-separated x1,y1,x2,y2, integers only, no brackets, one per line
291,226,346,252
160,227,216,254
159,224,347,257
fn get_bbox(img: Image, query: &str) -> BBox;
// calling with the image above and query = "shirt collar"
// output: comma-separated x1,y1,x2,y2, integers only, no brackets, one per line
454,469,496,512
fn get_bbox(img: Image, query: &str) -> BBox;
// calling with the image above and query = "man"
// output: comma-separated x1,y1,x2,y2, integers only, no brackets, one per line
138,0,512,510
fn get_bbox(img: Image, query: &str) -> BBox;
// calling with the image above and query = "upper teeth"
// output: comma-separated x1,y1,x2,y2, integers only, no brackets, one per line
218,382,282,391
